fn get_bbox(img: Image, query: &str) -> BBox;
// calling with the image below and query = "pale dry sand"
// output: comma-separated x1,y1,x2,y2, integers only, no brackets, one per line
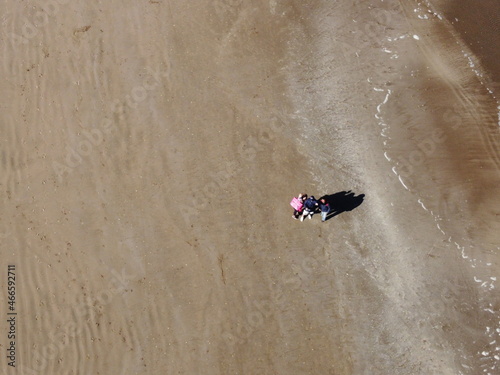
0,0,499,374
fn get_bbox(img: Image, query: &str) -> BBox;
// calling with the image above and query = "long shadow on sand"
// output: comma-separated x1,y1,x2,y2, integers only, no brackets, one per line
319,191,365,221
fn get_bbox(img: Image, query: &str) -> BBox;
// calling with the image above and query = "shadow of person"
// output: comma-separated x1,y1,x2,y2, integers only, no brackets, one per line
319,191,365,221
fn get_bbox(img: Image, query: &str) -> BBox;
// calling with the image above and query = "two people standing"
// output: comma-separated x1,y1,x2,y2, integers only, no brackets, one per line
290,194,331,222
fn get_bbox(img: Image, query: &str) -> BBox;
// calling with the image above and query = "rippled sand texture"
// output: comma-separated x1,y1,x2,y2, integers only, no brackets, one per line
285,0,500,374
0,0,499,374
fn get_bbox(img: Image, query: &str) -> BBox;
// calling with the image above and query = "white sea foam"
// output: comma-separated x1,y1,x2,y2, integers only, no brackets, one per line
370,5,500,369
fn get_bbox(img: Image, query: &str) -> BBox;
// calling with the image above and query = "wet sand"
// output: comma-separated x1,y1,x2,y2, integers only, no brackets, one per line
0,0,499,374
437,0,500,83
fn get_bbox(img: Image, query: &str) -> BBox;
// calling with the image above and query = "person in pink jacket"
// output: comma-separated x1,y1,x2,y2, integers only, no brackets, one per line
290,194,307,220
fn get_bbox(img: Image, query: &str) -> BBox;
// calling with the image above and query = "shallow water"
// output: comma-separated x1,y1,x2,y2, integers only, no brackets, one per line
1,0,498,374
286,0,500,373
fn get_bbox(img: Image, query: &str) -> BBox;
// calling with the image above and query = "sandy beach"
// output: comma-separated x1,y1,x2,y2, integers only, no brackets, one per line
1,0,499,374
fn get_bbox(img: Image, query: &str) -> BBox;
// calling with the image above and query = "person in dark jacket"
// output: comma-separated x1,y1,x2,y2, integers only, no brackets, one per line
301,196,319,221
319,198,330,222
